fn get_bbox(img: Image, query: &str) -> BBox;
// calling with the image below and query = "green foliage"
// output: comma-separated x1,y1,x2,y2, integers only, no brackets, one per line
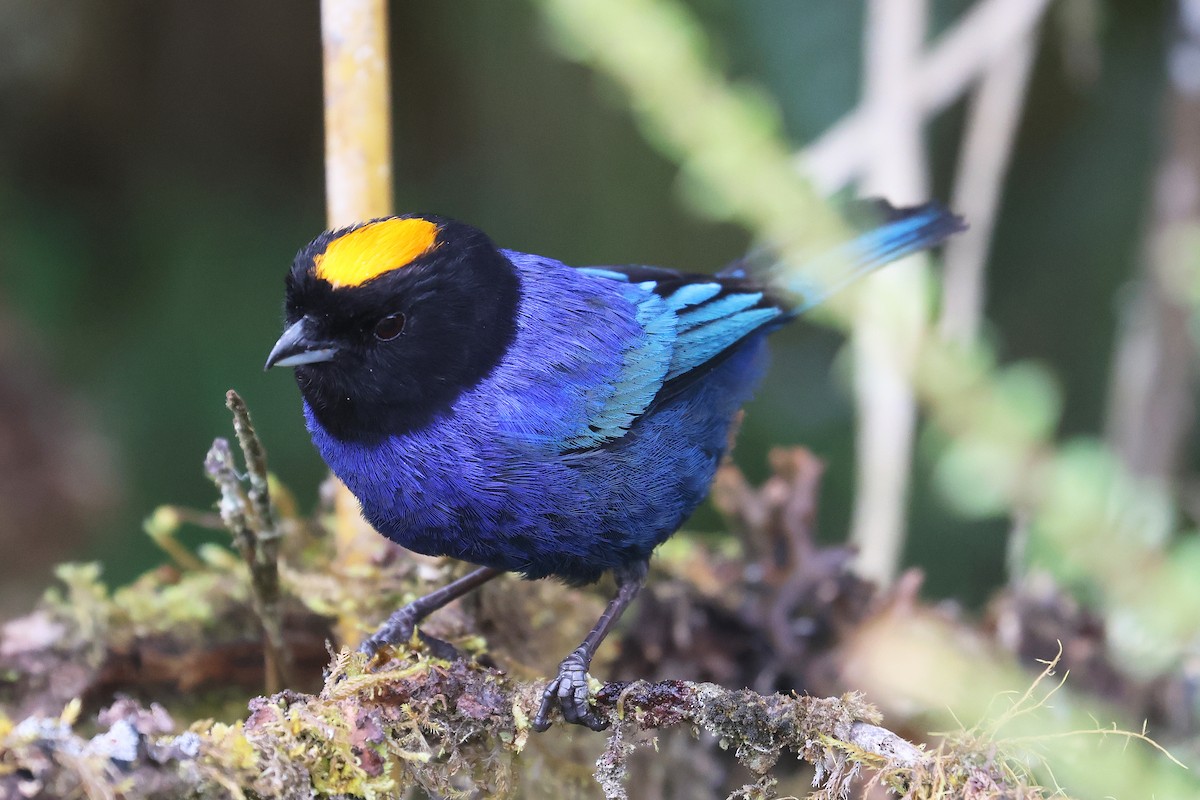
534,0,1195,793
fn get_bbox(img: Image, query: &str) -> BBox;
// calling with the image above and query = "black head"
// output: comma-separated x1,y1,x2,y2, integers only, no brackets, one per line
265,214,520,442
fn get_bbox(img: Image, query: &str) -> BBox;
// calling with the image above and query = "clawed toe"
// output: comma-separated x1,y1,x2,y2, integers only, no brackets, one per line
359,605,419,656
532,654,608,732
359,622,462,665
358,634,391,657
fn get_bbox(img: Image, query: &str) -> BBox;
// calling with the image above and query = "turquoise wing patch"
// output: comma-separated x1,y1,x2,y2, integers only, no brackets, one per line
665,289,783,381
563,267,784,450
559,287,675,450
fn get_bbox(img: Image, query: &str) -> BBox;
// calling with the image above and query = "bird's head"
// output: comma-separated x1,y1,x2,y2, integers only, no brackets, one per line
265,214,519,442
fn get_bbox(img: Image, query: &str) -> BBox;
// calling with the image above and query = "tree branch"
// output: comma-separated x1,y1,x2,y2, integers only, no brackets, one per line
799,0,1053,193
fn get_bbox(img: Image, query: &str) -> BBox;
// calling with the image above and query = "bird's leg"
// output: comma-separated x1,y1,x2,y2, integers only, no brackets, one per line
533,561,648,731
358,566,502,656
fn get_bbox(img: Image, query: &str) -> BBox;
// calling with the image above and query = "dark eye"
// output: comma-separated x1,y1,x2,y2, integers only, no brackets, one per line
373,313,406,341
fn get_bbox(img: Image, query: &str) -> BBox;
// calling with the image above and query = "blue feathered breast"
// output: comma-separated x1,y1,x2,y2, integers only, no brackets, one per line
306,250,778,583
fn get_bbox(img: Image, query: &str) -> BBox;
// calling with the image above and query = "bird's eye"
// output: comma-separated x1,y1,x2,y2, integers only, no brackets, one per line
373,313,406,341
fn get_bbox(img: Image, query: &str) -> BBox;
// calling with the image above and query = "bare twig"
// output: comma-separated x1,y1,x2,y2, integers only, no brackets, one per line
206,391,290,692
142,506,207,572
847,0,930,586
226,390,273,534
800,0,1053,193
940,25,1040,342
804,0,1049,582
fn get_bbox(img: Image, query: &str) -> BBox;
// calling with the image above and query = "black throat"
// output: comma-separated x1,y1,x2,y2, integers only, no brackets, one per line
290,234,521,444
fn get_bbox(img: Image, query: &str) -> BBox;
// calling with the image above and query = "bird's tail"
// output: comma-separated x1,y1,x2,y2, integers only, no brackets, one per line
720,201,966,314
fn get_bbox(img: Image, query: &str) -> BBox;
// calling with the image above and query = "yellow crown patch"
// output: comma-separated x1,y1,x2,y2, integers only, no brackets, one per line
314,217,439,288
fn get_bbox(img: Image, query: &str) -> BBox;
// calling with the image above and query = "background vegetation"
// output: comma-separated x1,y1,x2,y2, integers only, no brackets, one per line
2,1,1197,796
6,0,1162,606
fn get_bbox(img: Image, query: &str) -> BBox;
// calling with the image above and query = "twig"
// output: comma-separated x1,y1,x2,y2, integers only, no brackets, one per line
940,20,1040,342
142,506,207,572
847,0,930,586
812,0,1049,581
226,390,273,534
204,440,252,568
225,392,287,684
800,0,1053,193
206,391,290,692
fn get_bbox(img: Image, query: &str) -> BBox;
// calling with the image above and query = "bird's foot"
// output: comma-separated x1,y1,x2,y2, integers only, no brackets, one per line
358,603,419,661
358,604,464,665
533,649,608,732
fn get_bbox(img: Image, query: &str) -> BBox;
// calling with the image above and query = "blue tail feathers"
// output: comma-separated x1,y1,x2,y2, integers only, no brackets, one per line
721,200,966,314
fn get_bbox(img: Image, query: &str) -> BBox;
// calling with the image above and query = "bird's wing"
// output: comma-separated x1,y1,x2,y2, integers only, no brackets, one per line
580,265,788,381
488,253,786,454
493,204,964,454
562,265,786,449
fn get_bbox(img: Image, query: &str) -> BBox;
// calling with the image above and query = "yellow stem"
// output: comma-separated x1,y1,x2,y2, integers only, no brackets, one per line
322,0,393,227
320,0,395,646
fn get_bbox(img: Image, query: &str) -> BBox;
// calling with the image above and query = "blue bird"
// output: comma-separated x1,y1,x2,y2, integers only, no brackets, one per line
265,203,964,730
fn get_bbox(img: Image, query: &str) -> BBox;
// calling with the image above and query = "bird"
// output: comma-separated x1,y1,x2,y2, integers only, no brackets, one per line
265,204,964,731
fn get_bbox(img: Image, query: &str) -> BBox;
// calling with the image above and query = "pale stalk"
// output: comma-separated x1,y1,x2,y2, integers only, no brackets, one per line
321,0,394,645
849,0,931,585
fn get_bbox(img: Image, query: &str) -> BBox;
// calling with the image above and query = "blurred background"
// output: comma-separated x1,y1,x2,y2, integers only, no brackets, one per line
0,0,1175,616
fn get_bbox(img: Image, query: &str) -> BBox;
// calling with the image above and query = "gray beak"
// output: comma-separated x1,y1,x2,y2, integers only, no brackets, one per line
264,318,339,370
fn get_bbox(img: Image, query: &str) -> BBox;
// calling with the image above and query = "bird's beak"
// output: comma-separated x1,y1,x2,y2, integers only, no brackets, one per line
264,318,339,370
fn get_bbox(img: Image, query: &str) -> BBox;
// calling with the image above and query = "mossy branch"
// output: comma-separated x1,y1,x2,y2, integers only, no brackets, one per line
0,641,1030,800
6,396,1192,798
